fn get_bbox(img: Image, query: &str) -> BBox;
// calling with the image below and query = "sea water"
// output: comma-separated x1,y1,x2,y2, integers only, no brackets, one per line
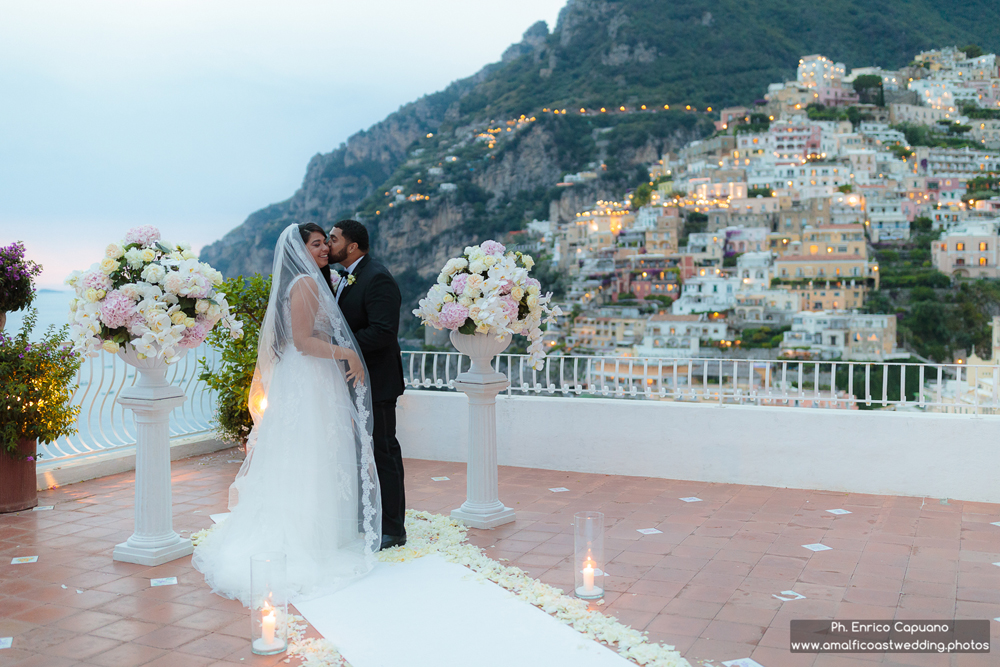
4,289,73,339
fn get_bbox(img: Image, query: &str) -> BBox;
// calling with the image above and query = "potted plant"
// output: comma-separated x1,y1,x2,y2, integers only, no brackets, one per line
0,241,42,330
0,309,82,512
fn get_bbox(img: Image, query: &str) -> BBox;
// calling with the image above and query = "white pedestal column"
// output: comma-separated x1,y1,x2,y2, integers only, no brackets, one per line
113,361,193,566
449,332,516,529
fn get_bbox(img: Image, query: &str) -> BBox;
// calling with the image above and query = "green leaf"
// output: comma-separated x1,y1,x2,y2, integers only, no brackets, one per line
458,319,477,335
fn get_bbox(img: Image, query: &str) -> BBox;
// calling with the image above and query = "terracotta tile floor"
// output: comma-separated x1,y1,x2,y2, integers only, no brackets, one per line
2,449,999,667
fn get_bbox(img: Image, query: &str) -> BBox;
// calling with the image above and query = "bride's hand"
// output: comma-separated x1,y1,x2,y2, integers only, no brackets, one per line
344,350,365,387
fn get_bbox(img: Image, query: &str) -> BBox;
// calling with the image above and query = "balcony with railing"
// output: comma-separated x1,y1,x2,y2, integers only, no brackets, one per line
42,347,1000,505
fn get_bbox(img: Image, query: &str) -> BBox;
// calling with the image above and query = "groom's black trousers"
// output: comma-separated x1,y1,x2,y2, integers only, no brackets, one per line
373,399,406,537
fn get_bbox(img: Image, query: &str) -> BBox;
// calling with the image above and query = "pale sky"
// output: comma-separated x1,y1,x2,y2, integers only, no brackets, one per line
0,0,567,287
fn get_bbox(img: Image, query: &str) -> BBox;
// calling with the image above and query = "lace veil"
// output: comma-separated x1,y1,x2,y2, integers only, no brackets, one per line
233,223,381,556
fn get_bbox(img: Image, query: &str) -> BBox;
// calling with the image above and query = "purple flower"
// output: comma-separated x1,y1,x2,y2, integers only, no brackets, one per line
99,290,139,329
438,302,470,330
480,240,506,256
26,456,34,462
124,225,161,247
450,273,469,295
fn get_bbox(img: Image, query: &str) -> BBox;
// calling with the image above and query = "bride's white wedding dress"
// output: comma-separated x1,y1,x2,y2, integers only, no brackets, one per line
193,225,381,606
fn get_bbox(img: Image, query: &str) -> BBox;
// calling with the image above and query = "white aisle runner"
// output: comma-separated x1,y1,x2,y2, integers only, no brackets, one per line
295,554,634,667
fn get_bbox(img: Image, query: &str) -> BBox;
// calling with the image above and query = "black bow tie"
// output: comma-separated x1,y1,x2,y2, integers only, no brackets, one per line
337,269,349,278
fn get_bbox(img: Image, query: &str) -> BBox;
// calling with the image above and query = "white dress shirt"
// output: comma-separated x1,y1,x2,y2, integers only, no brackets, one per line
336,256,363,301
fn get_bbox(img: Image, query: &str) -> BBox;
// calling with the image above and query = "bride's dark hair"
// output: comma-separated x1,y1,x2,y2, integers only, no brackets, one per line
297,222,334,294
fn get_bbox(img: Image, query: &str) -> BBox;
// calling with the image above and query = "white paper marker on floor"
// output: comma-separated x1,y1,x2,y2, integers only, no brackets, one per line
992,521,1000,527
549,487,569,493
0,638,12,650
431,477,450,481
993,562,1000,567
722,658,765,667
296,554,634,667
772,590,806,601
637,528,662,535
150,577,178,587
32,506,53,511
10,556,37,564
210,513,230,524
679,497,702,503
802,544,832,552
826,509,851,515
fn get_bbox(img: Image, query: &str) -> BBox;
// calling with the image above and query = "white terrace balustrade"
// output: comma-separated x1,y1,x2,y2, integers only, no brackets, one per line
36,344,220,479
402,350,1000,413
38,347,1000,503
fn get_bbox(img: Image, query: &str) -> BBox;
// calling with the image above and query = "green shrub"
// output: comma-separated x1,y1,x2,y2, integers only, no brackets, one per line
0,309,81,456
198,274,271,446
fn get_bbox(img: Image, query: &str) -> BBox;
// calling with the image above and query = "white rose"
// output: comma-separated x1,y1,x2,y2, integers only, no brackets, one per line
105,243,124,259
475,322,490,334
511,286,524,300
469,260,486,275
184,317,196,328
210,269,224,286
100,258,119,274
522,255,534,269
170,311,187,325
527,294,539,308
124,248,144,269
102,339,120,354
181,250,197,260
140,248,156,263
458,296,473,307
195,299,210,313
141,264,166,284
443,294,454,303
528,285,540,295
207,304,222,319
437,273,449,285
484,255,496,267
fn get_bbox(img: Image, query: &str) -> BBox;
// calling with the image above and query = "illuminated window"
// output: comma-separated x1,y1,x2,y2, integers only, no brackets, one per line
980,257,988,266
956,242,965,251
980,242,988,251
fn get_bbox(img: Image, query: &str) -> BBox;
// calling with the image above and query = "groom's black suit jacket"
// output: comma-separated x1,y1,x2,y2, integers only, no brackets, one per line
336,255,405,404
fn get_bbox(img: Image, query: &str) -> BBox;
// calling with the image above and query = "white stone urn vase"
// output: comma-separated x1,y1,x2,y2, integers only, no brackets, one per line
112,344,193,565
448,331,516,529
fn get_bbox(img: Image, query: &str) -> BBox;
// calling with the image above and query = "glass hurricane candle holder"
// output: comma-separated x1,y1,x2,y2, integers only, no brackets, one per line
251,551,288,655
574,511,604,599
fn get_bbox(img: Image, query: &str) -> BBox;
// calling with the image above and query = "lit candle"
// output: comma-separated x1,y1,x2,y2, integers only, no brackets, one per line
261,603,276,646
582,559,596,595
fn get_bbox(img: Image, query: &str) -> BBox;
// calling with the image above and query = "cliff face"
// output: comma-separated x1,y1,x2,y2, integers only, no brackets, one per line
202,0,1000,314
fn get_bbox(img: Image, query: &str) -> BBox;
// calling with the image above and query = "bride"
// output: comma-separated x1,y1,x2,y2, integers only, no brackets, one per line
193,222,382,606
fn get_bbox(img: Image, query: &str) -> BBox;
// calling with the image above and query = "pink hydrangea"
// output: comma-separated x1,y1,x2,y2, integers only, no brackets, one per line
99,290,139,330
499,297,519,322
526,277,541,290
180,317,213,348
82,269,112,291
450,273,469,295
438,302,470,330
124,225,161,247
499,278,513,295
480,240,506,256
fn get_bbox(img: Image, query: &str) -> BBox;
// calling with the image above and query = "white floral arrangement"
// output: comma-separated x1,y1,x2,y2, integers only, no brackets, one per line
66,225,243,361
412,240,560,370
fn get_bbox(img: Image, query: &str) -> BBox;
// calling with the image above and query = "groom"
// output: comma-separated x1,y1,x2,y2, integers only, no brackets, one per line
327,220,407,550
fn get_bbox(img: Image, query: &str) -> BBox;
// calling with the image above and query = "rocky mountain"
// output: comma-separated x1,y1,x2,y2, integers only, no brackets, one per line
201,0,1000,330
